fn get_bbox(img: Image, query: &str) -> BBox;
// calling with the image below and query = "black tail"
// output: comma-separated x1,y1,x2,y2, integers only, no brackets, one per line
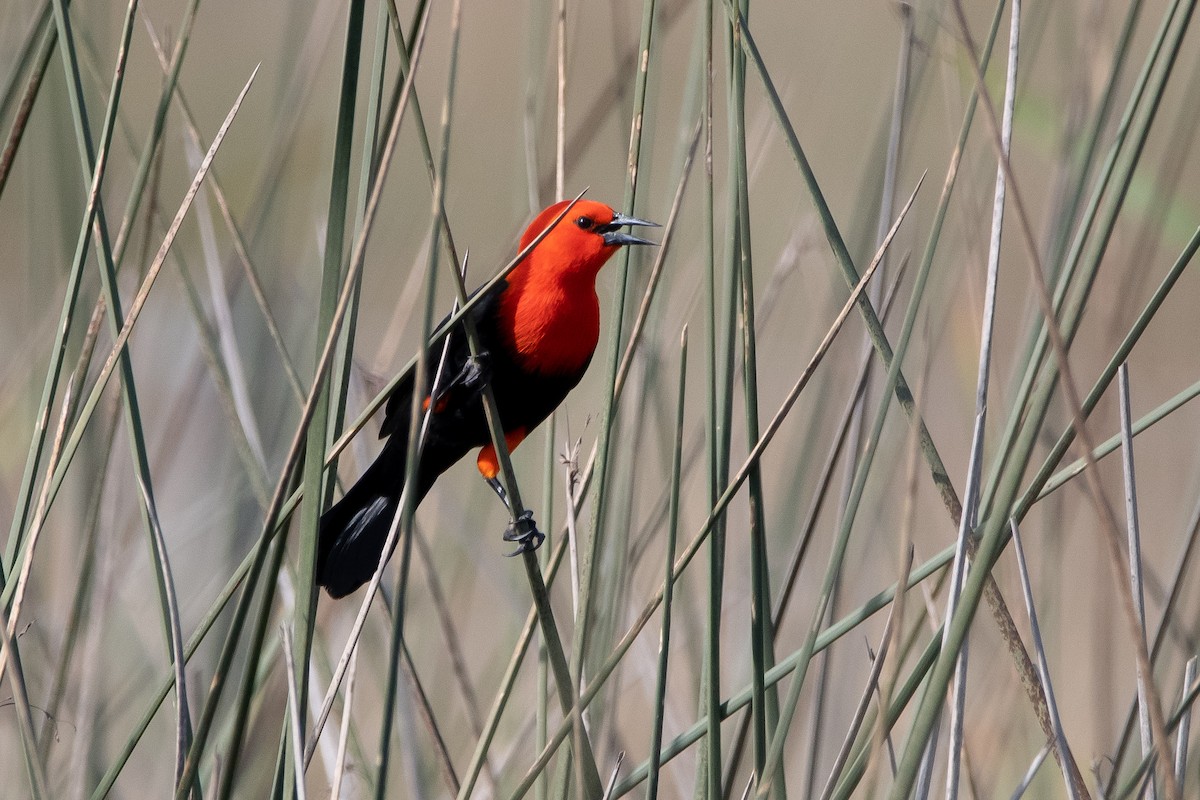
317,429,467,597
317,439,408,599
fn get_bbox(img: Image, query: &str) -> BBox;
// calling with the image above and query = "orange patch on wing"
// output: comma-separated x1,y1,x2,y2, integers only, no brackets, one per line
476,427,529,479
422,395,449,414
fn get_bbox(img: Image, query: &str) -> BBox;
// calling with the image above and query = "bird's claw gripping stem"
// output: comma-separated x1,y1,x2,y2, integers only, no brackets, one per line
431,352,493,410
503,509,544,556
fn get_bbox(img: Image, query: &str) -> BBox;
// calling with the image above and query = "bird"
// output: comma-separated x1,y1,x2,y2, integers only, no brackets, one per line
316,199,659,598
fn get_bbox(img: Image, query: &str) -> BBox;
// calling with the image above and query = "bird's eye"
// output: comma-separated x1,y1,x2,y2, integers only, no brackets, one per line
575,216,594,230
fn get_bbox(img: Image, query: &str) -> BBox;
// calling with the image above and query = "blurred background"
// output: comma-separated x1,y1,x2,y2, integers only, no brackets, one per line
2,0,1200,797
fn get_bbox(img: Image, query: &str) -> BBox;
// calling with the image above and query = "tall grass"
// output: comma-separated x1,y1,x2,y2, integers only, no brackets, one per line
3,0,1200,798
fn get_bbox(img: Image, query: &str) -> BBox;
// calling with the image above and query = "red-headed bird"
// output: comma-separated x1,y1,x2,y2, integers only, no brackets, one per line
317,199,658,597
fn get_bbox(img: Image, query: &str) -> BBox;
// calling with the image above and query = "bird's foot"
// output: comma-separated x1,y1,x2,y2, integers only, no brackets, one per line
502,510,535,541
459,352,492,393
430,352,493,411
503,509,544,556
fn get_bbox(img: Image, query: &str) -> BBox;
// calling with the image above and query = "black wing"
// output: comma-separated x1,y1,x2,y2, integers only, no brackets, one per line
378,280,507,440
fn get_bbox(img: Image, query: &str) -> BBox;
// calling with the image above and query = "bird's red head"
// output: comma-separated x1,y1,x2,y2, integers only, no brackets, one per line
498,200,658,376
517,199,659,283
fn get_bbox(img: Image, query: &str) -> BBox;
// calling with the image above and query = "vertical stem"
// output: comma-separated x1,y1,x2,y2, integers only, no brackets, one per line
648,330,688,800
938,3,1020,797
555,0,566,201
582,0,657,697
1008,521,1080,800
1120,363,1155,800
1174,658,1197,788
295,0,366,768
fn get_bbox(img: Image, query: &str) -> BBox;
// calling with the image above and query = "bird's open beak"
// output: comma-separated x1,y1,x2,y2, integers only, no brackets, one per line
599,212,660,247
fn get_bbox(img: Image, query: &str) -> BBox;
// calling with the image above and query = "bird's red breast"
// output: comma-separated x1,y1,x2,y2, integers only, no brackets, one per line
497,200,624,375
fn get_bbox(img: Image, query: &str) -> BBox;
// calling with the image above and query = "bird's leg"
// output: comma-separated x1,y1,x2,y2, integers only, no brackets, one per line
502,509,545,556
485,475,509,509
482,455,543,555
